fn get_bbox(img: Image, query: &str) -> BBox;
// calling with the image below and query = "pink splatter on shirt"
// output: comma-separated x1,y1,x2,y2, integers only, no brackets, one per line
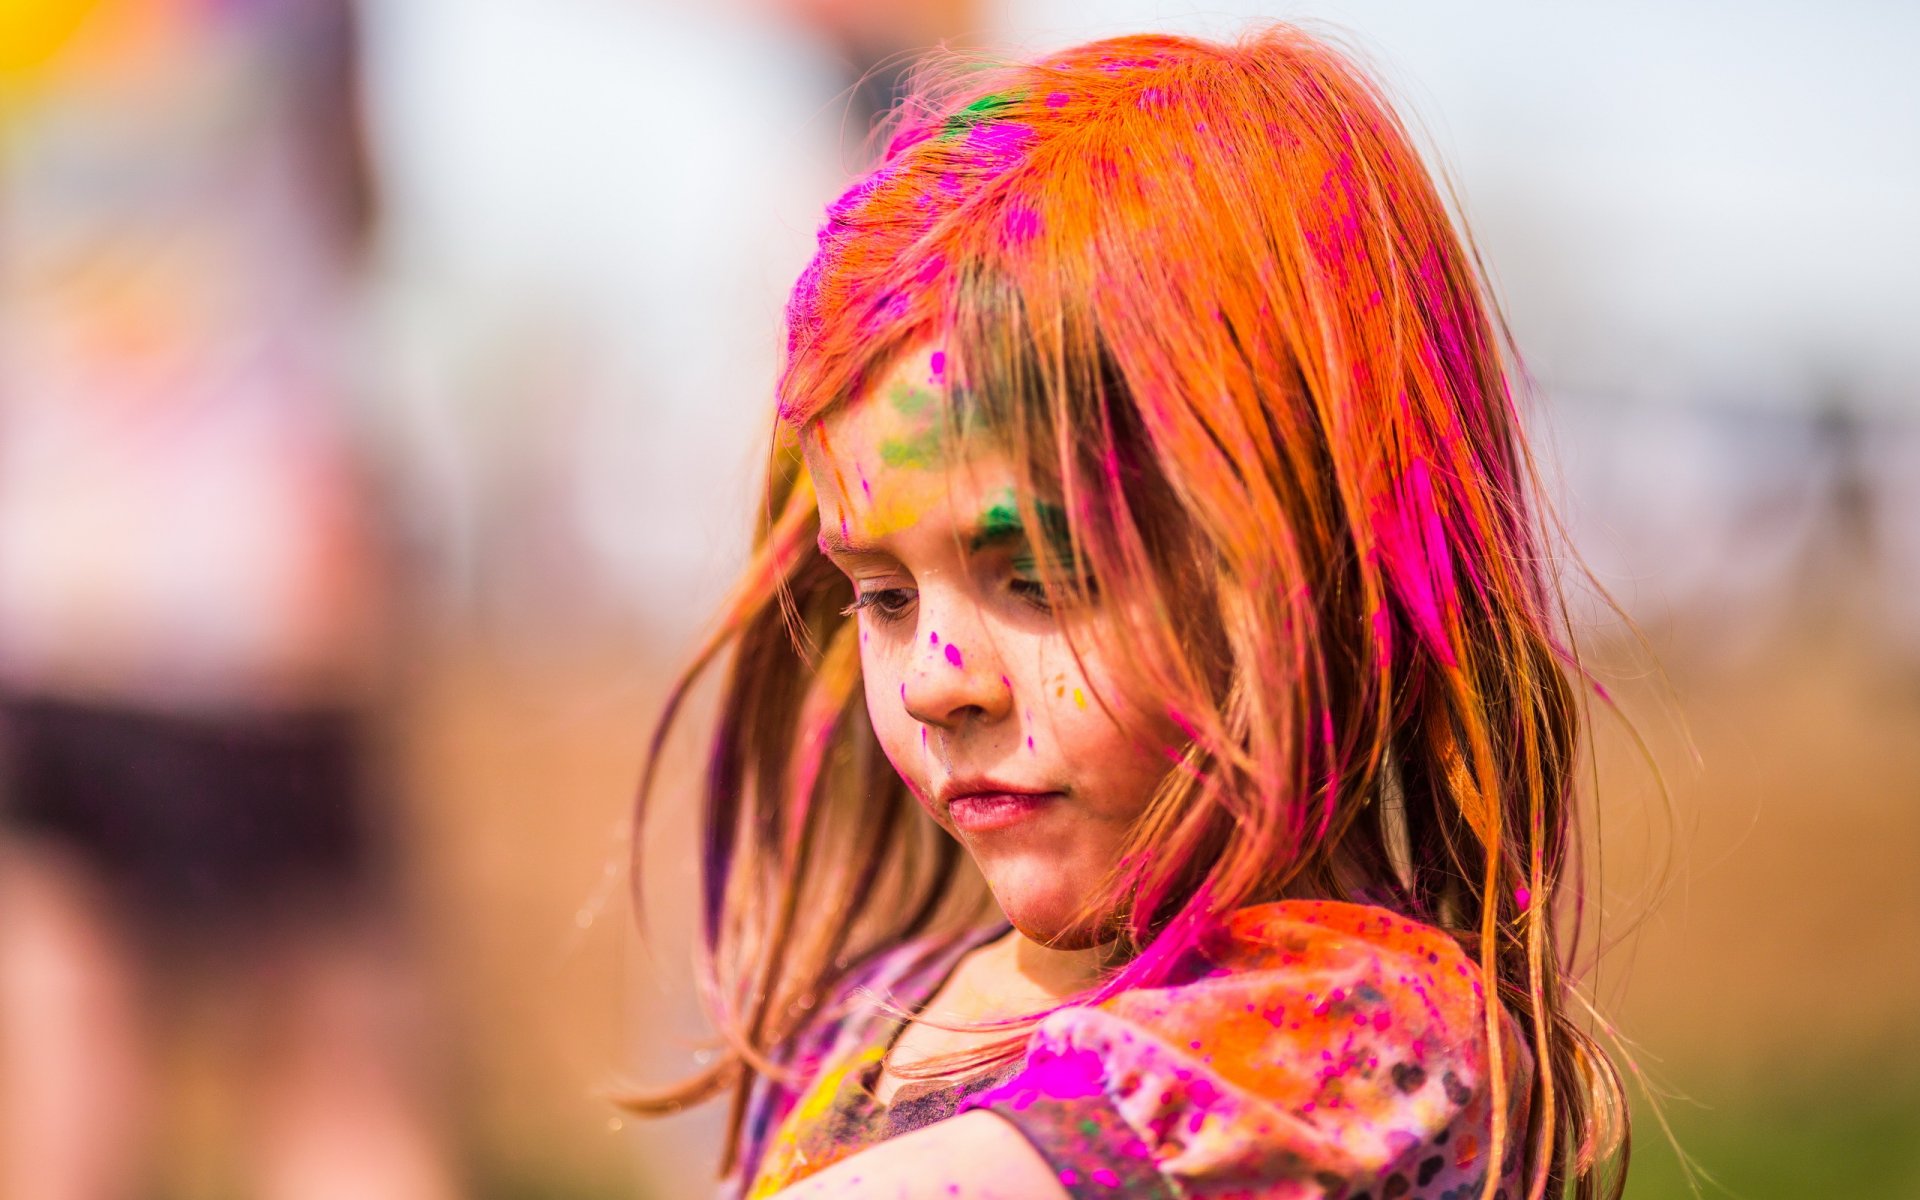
728,901,1533,1199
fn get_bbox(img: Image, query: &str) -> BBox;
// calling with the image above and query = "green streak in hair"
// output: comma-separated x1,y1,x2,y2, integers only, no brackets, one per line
940,89,1030,138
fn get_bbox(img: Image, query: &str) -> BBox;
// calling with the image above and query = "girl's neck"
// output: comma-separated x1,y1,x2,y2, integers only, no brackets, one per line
978,927,1114,1003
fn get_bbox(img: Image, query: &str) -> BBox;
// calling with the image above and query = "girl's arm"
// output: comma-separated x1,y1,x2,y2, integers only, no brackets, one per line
766,1111,1071,1200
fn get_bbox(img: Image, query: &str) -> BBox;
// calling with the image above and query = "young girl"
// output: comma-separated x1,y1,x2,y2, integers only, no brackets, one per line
625,24,1628,1200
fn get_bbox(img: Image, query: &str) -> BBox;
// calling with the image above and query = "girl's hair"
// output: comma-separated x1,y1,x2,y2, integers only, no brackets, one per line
624,24,1629,1200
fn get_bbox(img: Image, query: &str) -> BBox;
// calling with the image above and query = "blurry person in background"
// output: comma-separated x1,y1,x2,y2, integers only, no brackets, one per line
0,2,457,1197
771,0,983,149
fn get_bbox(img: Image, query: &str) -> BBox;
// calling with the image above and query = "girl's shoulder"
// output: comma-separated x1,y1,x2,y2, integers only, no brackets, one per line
726,923,1009,1197
962,899,1534,1200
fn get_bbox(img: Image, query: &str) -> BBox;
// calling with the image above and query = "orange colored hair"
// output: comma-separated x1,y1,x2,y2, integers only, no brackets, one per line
625,25,1629,1200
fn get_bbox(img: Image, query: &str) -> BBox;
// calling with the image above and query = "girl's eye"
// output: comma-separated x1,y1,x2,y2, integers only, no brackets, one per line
842,587,916,622
1009,575,1054,613
1008,556,1097,613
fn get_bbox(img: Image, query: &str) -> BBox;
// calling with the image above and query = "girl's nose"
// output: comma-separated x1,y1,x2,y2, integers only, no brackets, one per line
900,625,1013,730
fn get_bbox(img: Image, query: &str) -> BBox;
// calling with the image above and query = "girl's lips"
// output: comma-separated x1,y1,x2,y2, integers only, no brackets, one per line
946,791,1061,833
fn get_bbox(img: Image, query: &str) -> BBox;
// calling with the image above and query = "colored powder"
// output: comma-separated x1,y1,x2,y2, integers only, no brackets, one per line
889,379,937,416
962,1047,1107,1114
967,120,1035,166
945,643,964,667
878,379,944,468
1003,201,1043,245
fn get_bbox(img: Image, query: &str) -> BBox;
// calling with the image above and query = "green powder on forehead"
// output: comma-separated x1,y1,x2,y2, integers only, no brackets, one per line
875,377,989,470
878,431,944,469
887,378,938,417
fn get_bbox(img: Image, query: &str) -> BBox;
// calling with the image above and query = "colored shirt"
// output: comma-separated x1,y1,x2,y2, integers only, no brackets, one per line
728,900,1534,1200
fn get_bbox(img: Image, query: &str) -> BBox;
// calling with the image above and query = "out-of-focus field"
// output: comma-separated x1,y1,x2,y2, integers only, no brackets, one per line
1583,611,1920,1199
388,605,1920,1199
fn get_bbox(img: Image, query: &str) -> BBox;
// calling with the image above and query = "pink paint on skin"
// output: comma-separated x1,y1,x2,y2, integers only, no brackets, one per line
929,631,939,646
944,643,963,667
929,350,946,379
1515,886,1532,912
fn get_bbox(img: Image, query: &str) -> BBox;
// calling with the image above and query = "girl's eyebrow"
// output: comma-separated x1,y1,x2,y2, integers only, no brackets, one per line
816,501,1070,559
969,499,1074,557
967,502,1026,552
816,527,881,559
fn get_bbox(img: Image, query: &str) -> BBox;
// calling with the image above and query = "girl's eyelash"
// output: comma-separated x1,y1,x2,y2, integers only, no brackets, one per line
839,571,1095,622
1009,576,1054,612
841,588,916,621
1010,560,1099,612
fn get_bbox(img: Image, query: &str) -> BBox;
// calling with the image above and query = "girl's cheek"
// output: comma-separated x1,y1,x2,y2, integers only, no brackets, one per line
864,674,932,804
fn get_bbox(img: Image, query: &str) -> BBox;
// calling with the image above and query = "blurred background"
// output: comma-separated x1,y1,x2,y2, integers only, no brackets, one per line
0,0,1913,1197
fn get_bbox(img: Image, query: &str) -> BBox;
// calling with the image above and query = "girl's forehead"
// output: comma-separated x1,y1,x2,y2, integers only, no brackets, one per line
803,344,980,502
805,344,953,461
803,347,1028,542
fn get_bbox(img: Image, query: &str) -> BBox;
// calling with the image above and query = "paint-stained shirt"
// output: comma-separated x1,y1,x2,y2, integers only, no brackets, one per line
727,900,1534,1200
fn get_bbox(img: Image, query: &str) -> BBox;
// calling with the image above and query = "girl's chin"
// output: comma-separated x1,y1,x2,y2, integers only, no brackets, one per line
986,879,1110,949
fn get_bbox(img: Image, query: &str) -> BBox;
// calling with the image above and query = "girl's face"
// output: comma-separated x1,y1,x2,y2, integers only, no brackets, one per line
803,344,1175,949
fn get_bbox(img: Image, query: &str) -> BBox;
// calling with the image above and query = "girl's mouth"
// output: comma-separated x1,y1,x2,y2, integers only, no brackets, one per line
946,790,1061,833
